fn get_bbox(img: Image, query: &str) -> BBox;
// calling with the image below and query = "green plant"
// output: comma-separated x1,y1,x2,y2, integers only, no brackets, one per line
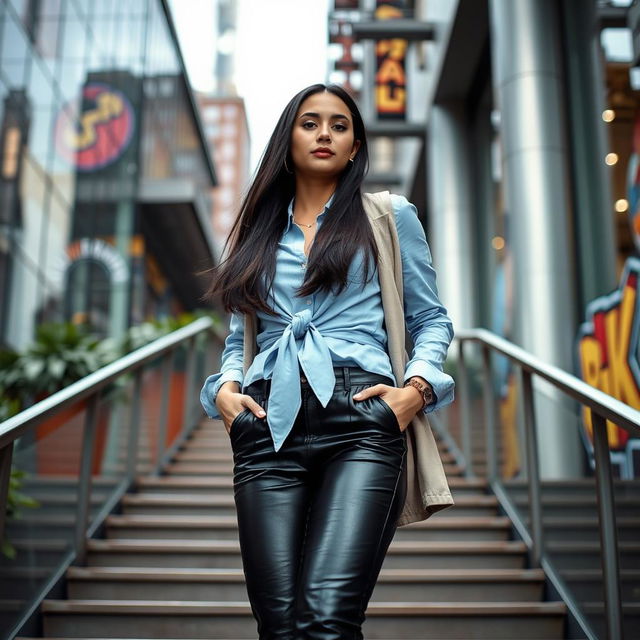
1,466,40,559
0,322,121,409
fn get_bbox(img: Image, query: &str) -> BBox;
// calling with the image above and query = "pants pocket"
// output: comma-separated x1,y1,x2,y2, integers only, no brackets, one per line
351,385,401,434
373,394,401,432
229,393,266,445
229,408,252,440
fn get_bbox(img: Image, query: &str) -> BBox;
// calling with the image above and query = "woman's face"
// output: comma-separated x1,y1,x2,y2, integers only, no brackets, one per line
290,90,361,179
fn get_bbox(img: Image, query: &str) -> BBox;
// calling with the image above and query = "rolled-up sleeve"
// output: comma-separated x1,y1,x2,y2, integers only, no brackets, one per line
392,194,455,413
200,311,245,419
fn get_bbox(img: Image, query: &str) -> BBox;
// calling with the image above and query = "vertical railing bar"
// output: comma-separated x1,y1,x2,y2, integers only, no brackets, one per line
458,339,474,478
181,337,197,435
127,370,144,484
482,344,497,480
592,411,623,640
0,442,14,545
521,369,543,567
74,393,99,564
153,350,173,476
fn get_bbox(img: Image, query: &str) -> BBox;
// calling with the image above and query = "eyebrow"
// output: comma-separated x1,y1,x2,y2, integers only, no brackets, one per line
298,112,350,121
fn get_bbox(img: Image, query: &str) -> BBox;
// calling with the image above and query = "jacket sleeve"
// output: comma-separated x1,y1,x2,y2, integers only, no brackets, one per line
199,311,245,419
392,194,455,413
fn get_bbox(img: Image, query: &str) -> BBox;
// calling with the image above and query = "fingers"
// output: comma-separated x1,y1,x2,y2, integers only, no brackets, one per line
352,383,388,401
247,397,266,418
235,394,265,419
222,394,266,429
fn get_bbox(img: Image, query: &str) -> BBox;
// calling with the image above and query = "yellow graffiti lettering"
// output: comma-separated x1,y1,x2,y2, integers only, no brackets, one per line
376,85,406,112
605,284,640,407
578,272,640,449
376,58,406,85
376,38,408,60
65,91,125,151
374,5,403,20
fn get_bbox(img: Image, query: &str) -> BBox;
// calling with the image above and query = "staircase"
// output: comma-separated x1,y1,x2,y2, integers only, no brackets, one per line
13,416,569,640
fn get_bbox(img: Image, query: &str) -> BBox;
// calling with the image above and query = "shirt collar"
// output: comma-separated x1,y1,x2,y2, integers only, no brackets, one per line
285,192,336,233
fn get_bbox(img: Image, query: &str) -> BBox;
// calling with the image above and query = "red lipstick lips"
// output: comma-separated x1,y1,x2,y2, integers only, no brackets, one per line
312,147,334,158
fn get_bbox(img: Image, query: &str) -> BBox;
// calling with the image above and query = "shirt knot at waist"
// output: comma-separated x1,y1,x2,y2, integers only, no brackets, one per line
291,308,312,338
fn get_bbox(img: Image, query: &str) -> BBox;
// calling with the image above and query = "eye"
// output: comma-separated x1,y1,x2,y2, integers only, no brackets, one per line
302,121,316,129
333,123,348,132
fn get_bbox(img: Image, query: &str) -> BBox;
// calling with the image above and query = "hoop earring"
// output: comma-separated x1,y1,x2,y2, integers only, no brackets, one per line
284,158,293,174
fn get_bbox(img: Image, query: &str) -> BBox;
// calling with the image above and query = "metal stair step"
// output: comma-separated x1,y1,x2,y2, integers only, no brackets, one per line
85,539,527,570
41,599,566,638
133,474,489,496
104,514,513,542
120,492,499,517
65,566,546,602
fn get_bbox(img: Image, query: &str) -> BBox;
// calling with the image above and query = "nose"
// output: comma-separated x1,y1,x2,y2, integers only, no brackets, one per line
317,122,331,141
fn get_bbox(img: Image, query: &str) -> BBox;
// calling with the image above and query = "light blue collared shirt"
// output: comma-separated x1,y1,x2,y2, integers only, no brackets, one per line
200,193,455,451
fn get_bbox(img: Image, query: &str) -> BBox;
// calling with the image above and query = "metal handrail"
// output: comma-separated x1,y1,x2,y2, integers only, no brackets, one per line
0,316,225,639
0,317,220,447
455,328,640,640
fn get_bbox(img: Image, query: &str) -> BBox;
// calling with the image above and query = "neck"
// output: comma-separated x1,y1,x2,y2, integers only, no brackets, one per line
293,178,337,221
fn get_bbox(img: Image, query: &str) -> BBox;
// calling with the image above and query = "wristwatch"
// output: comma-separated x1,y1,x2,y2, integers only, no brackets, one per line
404,377,434,410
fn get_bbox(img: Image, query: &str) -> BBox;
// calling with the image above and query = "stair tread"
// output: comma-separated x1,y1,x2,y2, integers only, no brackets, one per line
67,566,545,582
87,538,527,553
504,478,640,487
521,516,640,527
545,541,640,551
106,514,510,529
42,599,567,615
135,475,487,489
512,494,639,505
122,493,497,506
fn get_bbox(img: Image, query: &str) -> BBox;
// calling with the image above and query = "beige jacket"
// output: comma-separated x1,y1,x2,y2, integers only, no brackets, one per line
243,190,454,526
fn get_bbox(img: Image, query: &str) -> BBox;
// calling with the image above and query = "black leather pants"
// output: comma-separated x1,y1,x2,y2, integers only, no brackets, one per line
228,366,407,640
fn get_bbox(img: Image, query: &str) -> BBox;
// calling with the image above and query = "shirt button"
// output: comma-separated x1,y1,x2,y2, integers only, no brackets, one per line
306,300,312,305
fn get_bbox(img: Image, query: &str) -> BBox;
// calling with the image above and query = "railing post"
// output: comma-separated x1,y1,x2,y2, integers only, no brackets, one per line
521,369,543,567
74,393,99,564
481,344,498,479
592,411,623,640
153,351,173,475
181,337,197,434
0,442,14,545
457,339,474,478
126,370,144,484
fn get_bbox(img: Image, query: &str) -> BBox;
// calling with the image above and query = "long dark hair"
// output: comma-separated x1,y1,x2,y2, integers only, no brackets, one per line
201,83,378,316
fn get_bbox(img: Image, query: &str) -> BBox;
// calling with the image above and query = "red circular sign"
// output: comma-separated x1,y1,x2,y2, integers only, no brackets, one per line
54,83,135,172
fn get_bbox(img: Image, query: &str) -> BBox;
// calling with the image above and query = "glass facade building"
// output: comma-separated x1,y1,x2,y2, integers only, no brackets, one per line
0,0,217,350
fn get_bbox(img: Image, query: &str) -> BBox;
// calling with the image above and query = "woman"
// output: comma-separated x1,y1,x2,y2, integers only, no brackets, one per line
200,83,454,639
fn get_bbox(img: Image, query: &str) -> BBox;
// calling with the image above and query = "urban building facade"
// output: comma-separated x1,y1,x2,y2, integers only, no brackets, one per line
329,0,639,480
197,94,250,260
0,0,218,350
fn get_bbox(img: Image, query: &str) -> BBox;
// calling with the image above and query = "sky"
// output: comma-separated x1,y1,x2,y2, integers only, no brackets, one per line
170,0,332,173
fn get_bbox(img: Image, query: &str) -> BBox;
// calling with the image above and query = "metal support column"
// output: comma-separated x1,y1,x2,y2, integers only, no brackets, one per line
428,102,478,331
489,0,582,477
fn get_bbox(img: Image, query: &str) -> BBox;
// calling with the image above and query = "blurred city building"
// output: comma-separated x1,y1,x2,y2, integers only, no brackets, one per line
197,95,250,259
192,0,251,260
330,0,639,479
0,0,218,350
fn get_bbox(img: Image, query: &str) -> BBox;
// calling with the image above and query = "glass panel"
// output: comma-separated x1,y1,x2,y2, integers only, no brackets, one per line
25,56,56,173
1,402,85,632
1,9,30,88
87,379,136,527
